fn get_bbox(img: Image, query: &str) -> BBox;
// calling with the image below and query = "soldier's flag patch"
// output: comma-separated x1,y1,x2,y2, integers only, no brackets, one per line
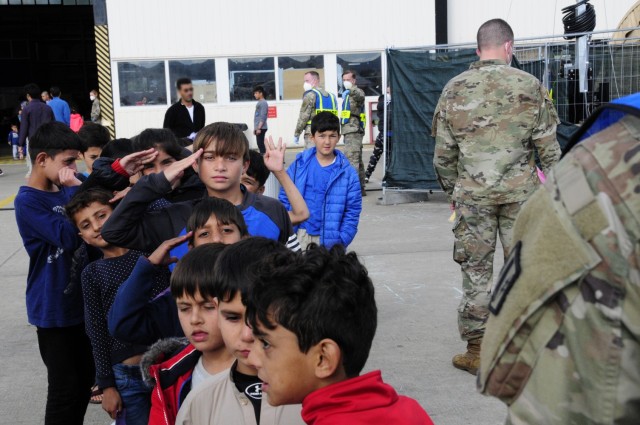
490,241,522,315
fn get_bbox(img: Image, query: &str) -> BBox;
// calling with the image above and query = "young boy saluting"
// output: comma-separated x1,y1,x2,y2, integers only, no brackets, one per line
108,196,250,346
280,111,362,249
245,245,434,425
175,238,304,425
142,243,235,425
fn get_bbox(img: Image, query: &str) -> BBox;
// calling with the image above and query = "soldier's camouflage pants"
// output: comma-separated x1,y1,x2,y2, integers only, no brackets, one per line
453,201,523,341
343,132,366,194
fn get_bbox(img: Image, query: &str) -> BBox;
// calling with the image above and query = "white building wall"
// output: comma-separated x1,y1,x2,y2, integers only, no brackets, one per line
106,0,436,142
106,0,638,142
447,0,638,44
107,0,437,59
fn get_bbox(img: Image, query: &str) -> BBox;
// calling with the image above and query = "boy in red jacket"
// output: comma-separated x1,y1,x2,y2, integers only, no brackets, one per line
143,243,235,425
246,244,434,425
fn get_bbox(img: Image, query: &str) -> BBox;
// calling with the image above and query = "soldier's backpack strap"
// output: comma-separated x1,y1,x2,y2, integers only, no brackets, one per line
478,158,607,402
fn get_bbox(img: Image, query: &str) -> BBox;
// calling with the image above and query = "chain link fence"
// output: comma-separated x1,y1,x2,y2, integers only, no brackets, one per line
513,28,640,124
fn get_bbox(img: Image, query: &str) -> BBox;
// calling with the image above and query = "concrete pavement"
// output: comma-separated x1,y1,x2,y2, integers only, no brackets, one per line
0,152,507,424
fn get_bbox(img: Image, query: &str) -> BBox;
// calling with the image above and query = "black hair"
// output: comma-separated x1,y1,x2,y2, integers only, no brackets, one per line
311,111,340,135
246,244,377,378
186,197,249,245
246,150,270,187
24,83,41,100
65,187,114,225
78,122,110,152
214,237,288,303
29,121,82,163
132,128,183,160
50,86,61,97
176,78,192,90
171,243,227,300
193,122,250,162
101,138,134,160
253,86,265,95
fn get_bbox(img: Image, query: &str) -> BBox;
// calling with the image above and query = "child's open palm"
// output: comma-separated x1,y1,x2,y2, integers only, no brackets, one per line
263,136,285,172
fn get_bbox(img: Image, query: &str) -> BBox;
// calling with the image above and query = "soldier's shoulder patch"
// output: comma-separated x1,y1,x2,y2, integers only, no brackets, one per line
490,241,523,315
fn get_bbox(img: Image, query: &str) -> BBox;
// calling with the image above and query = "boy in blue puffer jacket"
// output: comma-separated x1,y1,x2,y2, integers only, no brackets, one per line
280,111,362,249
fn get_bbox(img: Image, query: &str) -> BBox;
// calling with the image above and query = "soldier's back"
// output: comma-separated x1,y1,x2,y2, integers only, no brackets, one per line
436,60,557,204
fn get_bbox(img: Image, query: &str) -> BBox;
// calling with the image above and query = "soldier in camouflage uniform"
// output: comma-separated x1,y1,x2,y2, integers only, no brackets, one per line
432,18,561,374
294,71,335,149
341,70,367,195
478,104,640,424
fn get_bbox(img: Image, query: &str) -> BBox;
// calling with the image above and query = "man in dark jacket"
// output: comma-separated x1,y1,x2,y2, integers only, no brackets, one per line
19,83,55,177
163,78,205,139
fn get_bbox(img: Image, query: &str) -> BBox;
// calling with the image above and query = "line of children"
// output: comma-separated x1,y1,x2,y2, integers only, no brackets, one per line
65,187,172,425
14,117,408,425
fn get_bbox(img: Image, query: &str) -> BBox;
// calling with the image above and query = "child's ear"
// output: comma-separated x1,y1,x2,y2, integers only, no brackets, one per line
257,185,265,195
35,151,49,166
192,160,199,174
242,160,249,174
313,338,343,380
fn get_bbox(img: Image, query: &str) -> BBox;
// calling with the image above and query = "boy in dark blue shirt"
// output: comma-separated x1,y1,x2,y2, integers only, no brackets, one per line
280,112,362,249
102,122,301,254
13,122,95,425
66,188,171,425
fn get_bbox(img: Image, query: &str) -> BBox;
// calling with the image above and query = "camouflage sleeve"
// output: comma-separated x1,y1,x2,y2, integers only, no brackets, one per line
432,95,459,199
294,92,315,137
352,87,366,112
532,84,562,174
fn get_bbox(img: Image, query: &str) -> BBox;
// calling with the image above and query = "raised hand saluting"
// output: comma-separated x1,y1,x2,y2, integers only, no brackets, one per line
162,148,203,189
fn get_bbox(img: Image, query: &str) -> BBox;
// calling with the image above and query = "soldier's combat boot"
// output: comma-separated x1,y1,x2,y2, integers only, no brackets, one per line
452,338,482,375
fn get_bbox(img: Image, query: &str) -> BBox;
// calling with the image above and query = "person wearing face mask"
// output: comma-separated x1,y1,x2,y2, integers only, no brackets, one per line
90,89,101,124
340,70,367,195
293,71,337,149
432,18,561,375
